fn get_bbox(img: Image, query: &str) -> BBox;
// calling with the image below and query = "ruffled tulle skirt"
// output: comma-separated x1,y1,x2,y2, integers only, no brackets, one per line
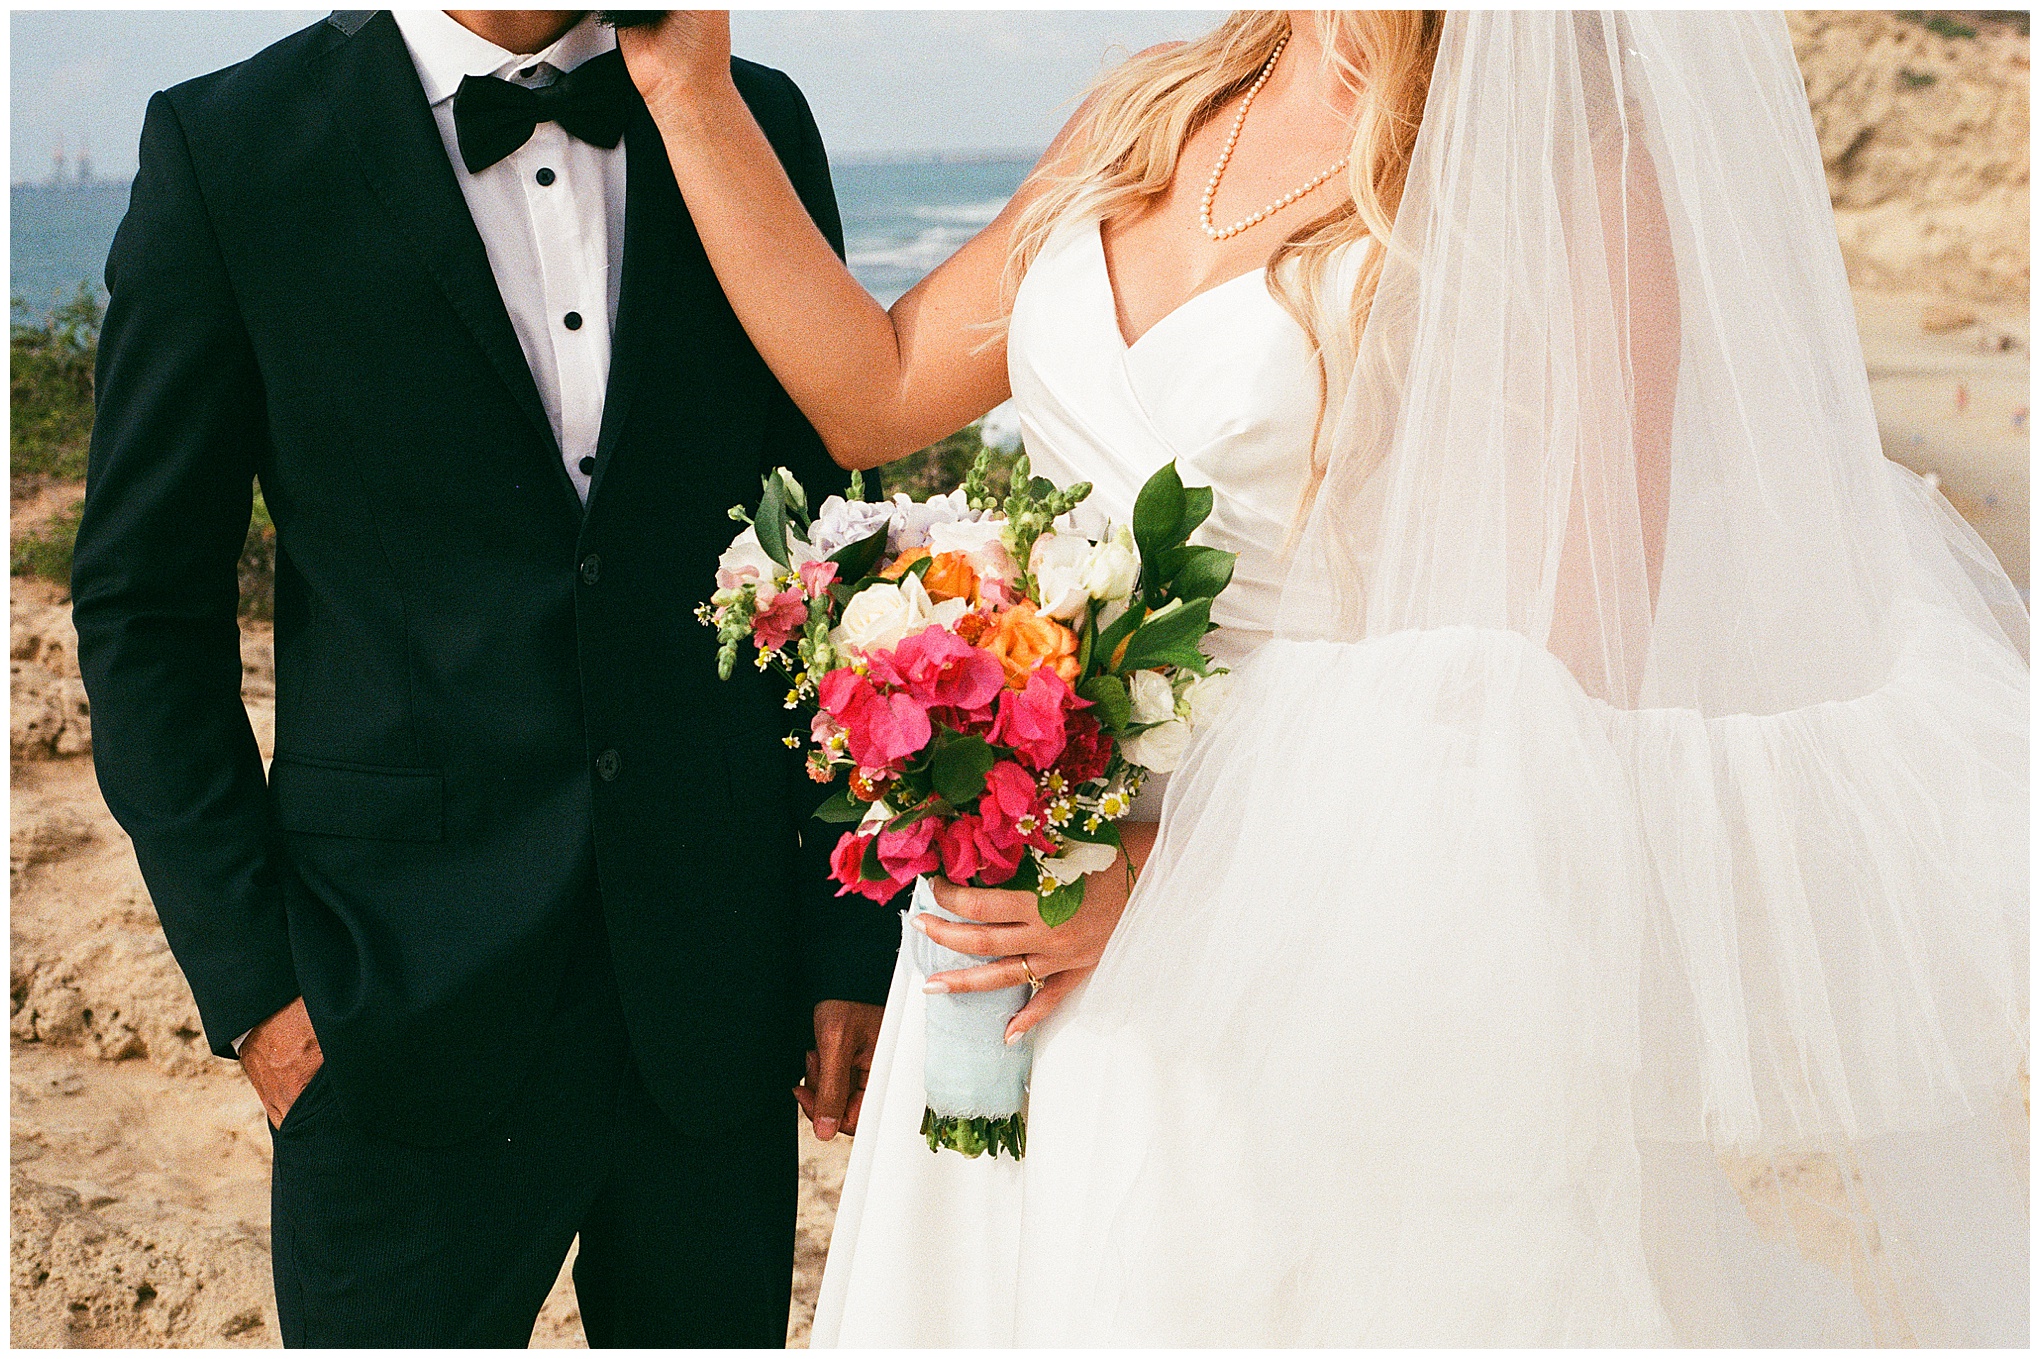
815,621,2026,1347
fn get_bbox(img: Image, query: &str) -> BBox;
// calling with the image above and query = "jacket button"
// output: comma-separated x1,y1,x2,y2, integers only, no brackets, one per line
596,749,622,781
579,553,601,585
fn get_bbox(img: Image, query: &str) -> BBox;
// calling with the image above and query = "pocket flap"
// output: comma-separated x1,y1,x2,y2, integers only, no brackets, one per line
269,757,444,843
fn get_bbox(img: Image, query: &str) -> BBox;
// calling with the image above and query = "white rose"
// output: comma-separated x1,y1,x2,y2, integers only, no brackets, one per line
1042,839,1119,888
1127,669,1179,726
830,573,965,657
1183,671,1233,729
1120,718,1191,773
1078,531,1140,604
1029,531,1093,621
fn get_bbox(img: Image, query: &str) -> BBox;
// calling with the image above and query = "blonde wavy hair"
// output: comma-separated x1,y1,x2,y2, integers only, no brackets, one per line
1004,10,1443,505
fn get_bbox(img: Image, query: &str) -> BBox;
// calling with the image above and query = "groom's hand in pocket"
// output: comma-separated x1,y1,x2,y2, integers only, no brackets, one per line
799,1000,883,1140
240,996,324,1129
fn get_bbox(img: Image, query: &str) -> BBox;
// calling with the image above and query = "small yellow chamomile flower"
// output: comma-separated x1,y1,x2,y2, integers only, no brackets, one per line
783,689,802,709
754,650,774,670
1016,813,1039,837
1046,797,1074,827
782,734,801,749
1040,770,1068,796
1084,814,1103,834
1098,790,1132,819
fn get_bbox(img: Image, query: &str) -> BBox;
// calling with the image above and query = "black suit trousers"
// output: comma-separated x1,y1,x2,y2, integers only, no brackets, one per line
267,911,797,1348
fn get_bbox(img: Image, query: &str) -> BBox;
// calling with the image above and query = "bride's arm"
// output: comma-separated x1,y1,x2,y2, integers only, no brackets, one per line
620,15,1071,470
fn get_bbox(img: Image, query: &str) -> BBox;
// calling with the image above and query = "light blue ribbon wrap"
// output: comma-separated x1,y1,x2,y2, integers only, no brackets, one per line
906,876,1033,1128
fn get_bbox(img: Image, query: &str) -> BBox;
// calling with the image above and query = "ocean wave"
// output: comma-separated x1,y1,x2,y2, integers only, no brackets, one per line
909,199,1009,227
847,226,979,273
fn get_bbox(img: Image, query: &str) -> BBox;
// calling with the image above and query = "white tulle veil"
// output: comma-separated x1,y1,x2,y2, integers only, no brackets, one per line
1269,9,2028,1343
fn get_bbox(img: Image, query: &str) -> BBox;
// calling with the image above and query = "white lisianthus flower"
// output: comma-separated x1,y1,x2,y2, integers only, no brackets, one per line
926,517,1022,589
1183,671,1233,729
887,490,973,551
1043,839,1120,888
1079,529,1140,604
715,526,777,593
1121,718,1192,773
807,495,895,560
830,573,967,657
1030,531,1093,621
1127,669,1179,726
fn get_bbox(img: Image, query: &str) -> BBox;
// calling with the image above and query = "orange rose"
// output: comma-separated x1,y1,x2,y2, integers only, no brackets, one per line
983,601,1081,689
921,551,980,605
879,547,930,581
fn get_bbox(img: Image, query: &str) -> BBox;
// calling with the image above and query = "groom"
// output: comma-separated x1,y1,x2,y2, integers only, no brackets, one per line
72,9,897,1347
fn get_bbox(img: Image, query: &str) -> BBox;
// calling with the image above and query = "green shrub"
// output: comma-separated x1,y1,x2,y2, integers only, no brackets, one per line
11,502,83,583
10,286,102,482
882,421,1022,502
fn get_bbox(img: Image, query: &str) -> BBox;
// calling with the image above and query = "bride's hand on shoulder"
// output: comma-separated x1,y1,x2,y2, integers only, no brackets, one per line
919,860,1137,1043
615,10,734,119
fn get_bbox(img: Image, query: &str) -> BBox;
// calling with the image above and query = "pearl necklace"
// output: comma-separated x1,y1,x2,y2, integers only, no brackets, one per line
1199,36,1351,241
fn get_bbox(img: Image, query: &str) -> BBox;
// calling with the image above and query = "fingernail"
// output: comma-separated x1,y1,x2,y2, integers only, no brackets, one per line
922,979,949,994
1004,1029,1022,1045
816,1118,838,1138
909,915,930,934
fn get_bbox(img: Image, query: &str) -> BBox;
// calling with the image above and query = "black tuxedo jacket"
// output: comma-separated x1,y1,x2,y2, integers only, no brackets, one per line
73,11,899,1147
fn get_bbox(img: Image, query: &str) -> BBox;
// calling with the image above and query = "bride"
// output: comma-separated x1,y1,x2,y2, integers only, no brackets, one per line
621,10,2028,1345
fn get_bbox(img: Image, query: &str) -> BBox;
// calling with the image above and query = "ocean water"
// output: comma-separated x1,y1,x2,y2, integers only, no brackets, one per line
9,156,1033,318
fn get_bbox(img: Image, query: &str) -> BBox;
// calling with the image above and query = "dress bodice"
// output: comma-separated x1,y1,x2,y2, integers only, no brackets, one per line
1006,219,1366,671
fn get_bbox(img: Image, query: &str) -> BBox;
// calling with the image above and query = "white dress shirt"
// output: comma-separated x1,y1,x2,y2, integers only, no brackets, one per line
392,9,628,504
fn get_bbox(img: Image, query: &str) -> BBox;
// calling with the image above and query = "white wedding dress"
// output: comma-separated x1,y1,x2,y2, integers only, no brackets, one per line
815,14,2027,1346
814,218,1349,1344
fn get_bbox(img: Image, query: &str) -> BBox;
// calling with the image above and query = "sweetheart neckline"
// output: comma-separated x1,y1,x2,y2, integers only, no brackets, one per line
1090,219,1271,353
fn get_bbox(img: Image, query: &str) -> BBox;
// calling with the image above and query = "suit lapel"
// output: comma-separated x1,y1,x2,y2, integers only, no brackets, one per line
320,13,579,512
584,93,693,513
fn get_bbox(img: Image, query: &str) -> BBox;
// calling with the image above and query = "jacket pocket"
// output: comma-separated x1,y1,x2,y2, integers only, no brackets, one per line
269,756,444,843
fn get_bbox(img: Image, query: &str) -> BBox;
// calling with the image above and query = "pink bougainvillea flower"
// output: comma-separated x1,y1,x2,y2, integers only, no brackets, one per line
990,668,1074,771
750,590,809,651
816,670,932,769
855,690,932,767
936,814,985,885
829,830,898,902
798,558,839,599
876,625,1006,713
877,816,942,881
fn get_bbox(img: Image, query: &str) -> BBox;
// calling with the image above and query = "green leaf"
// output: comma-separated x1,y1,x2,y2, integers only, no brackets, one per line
905,554,934,581
1036,878,1086,928
998,855,1042,895
1116,597,1213,674
859,834,889,882
1132,462,1187,574
1078,673,1132,731
1159,544,1236,601
756,474,791,570
828,526,889,583
812,788,864,824
1092,602,1146,673
930,733,997,805
1059,817,1123,849
1180,484,1214,538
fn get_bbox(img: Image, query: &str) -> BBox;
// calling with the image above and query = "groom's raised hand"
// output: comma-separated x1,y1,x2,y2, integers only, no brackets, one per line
797,1000,883,1140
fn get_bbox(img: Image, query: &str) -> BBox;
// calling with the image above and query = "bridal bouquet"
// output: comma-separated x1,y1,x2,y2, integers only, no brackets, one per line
701,451,1235,1157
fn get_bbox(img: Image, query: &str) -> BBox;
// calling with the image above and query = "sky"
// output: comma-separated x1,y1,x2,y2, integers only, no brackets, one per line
9,8,1223,180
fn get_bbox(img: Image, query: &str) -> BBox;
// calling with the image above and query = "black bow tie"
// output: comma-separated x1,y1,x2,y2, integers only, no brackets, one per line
451,47,631,175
